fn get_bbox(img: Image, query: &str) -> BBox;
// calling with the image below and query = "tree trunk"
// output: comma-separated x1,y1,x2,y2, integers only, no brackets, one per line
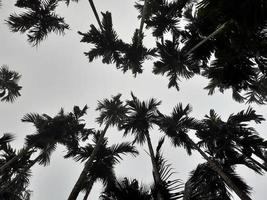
138,0,148,45
82,178,95,200
185,21,230,56
187,137,252,200
88,0,103,32
145,133,164,200
67,124,109,200
0,146,31,173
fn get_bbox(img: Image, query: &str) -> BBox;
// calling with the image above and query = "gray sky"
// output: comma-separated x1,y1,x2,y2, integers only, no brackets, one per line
0,0,266,199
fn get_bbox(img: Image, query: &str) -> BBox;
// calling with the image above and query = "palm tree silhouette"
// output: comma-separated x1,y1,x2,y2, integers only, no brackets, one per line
120,92,164,200
0,65,22,103
0,105,89,174
100,138,183,200
0,144,32,200
196,108,267,172
65,132,138,200
6,0,69,46
68,94,128,200
156,103,252,200
183,162,248,200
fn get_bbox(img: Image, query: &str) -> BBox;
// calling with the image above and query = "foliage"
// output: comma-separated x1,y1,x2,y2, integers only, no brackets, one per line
0,65,22,102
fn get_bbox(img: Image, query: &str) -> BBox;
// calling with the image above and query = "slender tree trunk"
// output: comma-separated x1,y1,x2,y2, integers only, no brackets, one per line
0,146,31,173
82,178,95,200
185,21,230,56
67,124,109,200
138,0,148,45
87,0,104,32
187,137,252,200
145,133,164,200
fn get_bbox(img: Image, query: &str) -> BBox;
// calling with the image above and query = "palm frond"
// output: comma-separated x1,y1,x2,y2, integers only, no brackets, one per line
6,0,69,46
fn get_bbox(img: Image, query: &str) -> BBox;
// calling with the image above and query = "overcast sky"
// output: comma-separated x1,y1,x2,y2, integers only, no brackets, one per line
0,0,266,199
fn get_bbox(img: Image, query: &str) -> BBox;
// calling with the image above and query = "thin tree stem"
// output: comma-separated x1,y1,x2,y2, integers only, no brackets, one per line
88,0,104,32
67,123,109,200
187,137,252,200
145,133,164,200
138,0,148,45
83,178,94,200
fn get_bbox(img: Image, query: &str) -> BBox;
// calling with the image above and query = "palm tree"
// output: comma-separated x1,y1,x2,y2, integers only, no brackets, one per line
156,103,252,200
196,108,267,173
6,0,69,46
152,137,183,200
0,65,22,103
0,144,32,200
68,94,128,200
65,132,138,200
101,138,183,200
183,162,249,200
0,105,89,173
120,92,164,200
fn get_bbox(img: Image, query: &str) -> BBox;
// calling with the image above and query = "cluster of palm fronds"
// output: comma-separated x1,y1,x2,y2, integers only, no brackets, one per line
1,94,267,200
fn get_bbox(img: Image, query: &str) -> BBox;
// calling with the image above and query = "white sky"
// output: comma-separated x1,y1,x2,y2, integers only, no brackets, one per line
0,0,266,199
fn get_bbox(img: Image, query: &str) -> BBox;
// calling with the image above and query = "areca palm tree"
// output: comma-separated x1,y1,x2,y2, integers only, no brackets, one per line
120,92,164,200
0,105,89,173
65,132,138,200
68,94,128,200
0,65,22,103
101,138,183,200
0,144,32,200
156,103,252,200
183,162,250,200
6,0,69,46
196,108,267,173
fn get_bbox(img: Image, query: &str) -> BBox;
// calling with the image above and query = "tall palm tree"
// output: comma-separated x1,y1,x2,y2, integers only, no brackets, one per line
196,108,267,172
68,94,128,200
156,103,252,200
65,132,138,200
120,92,164,200
183,162,249,200
0,65,22,103
0,105,89,173
6,0,69,46
101,139,183,200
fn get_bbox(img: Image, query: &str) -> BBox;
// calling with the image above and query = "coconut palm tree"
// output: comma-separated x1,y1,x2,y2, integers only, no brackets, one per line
6,0,69,46
156,103,252,200
65,132,138,200
120,92,164,200
0,134,14,150
68,94,128,200
0,65,22,103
